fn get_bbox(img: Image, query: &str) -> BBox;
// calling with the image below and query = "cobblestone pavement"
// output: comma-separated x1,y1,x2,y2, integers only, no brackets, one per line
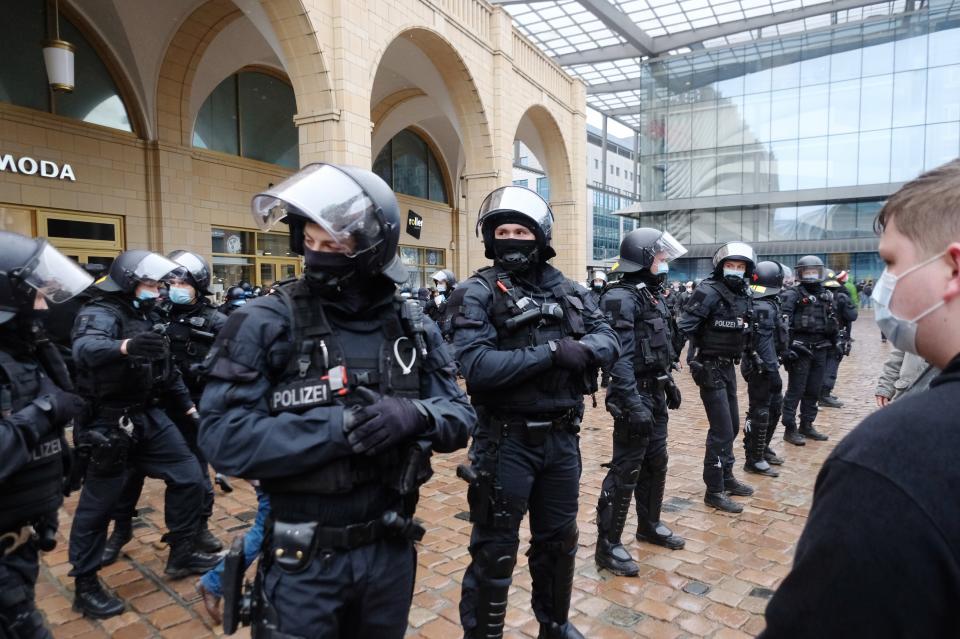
39,311,888,639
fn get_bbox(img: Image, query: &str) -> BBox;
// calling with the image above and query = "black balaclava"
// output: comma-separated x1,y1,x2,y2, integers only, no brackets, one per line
493,239,539,274
625,268,662,291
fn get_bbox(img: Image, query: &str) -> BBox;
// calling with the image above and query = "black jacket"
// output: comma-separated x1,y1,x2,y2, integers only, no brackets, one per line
761,354,960,638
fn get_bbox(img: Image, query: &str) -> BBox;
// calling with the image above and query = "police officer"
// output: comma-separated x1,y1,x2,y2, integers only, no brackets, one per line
588,270,607,303
779,256,839,444
68,250,219,619
450,185,618,639
819,269,858,409
100,252,226,566
678,242,757,513
594,228,687,578
0,233,92,639
219,286,247,316
198,163,474,638
741,262,790,478
426,269,457,324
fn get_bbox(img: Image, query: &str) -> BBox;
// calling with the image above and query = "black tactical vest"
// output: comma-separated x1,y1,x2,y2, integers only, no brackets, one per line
261,279,423,497
166,303,219,397
791,286,839,338
467,266,592,414
74,297,171,406
0,350,64,531
697,280,751,358
605,282,674,376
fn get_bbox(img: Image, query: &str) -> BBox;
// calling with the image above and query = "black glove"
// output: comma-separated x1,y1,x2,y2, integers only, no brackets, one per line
552,338,593,373
628,406,654,438
665,380,682,410
689,360,705,385
127,331,168,359
343,387,429,456
34,389,88,426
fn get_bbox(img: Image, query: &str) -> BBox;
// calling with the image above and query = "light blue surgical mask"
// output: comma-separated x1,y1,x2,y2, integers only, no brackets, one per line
656,262,669,275
132,288,159,310
723,268,744,279
231,299,246,306
168,286,194,305
873,251,946,355
137,289,159,301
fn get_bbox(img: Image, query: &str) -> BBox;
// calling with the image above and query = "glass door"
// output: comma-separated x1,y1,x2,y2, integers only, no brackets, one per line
257,258,301,286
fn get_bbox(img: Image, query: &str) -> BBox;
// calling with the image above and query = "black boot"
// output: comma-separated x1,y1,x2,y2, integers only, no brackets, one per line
165,537,221,579
538,621,585,639
636,521,685,550
744,459,779,477
799,422,829,441
818,394,844,408
595,466,639,576
743,412,777,476
764,447,784,465
101,520,133,566
724,476,754,496
783,424,806,446
594,538,639,576
704,491,743,514
73,573,124,619
195,521,223,554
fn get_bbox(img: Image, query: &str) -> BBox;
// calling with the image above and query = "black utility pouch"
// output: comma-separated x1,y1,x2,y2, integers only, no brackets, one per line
271,521,318,574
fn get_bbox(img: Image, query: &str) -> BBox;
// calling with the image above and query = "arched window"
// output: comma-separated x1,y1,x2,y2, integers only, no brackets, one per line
373,129,449,204
193,71,298,169
0,0,134,132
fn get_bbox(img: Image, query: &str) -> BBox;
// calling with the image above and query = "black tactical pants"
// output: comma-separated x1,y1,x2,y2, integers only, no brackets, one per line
598,387,669,537
460,426,581,635
110,415,214,525
68,416,204,577
254,537,416,639
743,369,783,463
821,349,843,396
0,534,51,639
694,359,739,494
782,347,828,428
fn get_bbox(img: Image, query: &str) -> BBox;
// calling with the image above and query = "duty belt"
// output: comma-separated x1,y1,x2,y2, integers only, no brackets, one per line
485,408,580,446
699,355,738,365
636,375,669,391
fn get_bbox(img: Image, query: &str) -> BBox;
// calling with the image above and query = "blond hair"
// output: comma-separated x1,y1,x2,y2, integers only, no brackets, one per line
875,159,960,256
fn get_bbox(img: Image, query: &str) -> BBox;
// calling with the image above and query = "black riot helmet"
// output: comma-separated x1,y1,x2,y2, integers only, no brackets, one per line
476,185,555,260
251,163,406,283
431,269,457,289
712,242,757,278
750,261,784,297
0,232,93,325
610,227,687,274
225,286,246,302
795,255,826,284
167,250,212,295
95,249,178,294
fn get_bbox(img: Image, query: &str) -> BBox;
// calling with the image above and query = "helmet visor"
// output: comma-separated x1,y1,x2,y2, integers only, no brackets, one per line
170,251,207,282
654,231,688,262
132,253,180,285
21,242,94,304
251,163,381,257
713,241,756,267
430,270,448,283
476,186,553,239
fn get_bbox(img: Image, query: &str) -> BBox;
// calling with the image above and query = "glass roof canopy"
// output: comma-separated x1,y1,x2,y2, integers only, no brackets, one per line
495,0,920,130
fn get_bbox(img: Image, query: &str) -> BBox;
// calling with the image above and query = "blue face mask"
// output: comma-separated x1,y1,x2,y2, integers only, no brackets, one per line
723,268,744,279
231,299,246,306
132,288,159,310
656,262,669,275
168,286,194,305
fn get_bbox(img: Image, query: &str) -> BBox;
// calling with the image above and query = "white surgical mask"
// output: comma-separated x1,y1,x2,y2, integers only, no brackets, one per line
656,262,669,275
723,268,744,279
872,251,947,355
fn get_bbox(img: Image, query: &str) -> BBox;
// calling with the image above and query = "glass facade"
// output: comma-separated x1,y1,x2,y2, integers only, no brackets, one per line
590,187,636,261
373,129,449,204
633,5,960,203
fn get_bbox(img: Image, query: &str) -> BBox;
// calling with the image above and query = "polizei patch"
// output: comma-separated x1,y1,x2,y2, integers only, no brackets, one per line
711,318,744,330
270,378,332,413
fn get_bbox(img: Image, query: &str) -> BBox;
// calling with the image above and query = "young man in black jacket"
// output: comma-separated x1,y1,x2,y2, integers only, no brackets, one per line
761,159,960,637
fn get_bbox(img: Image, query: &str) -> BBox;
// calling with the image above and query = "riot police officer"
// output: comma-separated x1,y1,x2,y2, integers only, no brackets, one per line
779,256,839,444
68,250,219,619
100,251,226,566
219,286,247,316
594,228,687,578
819,269,858,408
588,270,607,303
0,233,92,639
426,269,457,325
678,242,757,513
198,163,474,638
741,261,790,477
450,185,618,639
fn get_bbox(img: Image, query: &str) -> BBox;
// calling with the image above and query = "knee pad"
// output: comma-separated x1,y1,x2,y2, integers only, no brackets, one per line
476,542,519,580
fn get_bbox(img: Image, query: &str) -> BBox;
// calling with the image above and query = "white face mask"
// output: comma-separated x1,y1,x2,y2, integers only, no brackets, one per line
872,251,947,355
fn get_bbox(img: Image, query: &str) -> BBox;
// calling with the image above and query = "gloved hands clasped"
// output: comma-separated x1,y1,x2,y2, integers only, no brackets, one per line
551,337,594,373
343,387,430,455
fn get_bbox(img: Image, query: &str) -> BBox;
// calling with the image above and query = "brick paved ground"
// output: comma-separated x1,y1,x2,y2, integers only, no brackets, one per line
40,310,889,639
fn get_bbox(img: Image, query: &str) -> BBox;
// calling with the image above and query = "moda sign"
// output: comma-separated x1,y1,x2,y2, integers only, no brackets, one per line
0,153,76,181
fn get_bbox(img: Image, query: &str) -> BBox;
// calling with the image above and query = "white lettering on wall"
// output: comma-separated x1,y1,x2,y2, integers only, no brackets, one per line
0,153,77,181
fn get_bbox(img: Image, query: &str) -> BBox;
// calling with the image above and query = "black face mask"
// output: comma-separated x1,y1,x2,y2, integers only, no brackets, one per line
493,239,539,273
304,248,356,286
591,284,603,293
